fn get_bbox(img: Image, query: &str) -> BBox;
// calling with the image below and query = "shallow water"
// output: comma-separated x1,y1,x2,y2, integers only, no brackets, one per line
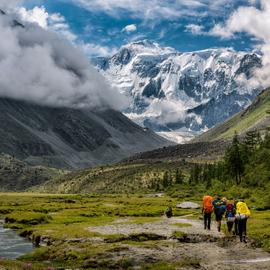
0,222,33,259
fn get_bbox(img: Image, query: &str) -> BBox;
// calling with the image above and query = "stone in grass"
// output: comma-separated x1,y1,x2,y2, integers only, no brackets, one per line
176,202,200,209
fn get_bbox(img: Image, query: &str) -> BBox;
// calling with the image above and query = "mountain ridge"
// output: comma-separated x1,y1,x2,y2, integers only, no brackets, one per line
0,97,171,169
93,40,262,142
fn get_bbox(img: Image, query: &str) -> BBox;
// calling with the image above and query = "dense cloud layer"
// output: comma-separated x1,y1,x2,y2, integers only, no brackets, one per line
211,0,270,90
0,7,127,110
0,0,22,10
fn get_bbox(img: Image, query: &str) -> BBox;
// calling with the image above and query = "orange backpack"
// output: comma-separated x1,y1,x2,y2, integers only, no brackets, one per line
203,195,214,213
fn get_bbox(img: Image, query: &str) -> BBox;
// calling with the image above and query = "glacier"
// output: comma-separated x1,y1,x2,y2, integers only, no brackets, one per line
92,40,262,143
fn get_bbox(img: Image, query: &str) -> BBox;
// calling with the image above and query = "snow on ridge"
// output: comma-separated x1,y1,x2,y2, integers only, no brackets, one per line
94,40,262,140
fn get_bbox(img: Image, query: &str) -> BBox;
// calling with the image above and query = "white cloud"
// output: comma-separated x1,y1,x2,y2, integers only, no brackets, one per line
18,6,49,28
81,42,118,57
185,24,204,35
18,6,77,42
73,0,237,20
210,0,270,89
122,24,137,33
0,10,127,110
0,0,22,10
210,24,233,39
17,6,116,57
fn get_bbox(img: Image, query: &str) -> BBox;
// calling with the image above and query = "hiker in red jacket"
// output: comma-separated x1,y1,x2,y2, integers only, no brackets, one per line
202,195,214,230
225,201,236,235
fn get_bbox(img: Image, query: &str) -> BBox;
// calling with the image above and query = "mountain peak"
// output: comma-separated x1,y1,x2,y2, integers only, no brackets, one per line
122,39,176,55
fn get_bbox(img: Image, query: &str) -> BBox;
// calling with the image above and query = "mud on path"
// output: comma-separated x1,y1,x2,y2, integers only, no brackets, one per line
87,216,270,269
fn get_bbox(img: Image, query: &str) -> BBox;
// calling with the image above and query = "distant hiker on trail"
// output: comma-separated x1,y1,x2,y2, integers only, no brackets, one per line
225,200,236,235
212,195,226,232
235,200,251,243
165,206,173,218
202,195,214,230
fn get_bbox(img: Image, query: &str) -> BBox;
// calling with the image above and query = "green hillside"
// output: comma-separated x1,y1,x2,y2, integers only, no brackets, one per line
35,161,191,194
194,88,270,142
0,154,66,191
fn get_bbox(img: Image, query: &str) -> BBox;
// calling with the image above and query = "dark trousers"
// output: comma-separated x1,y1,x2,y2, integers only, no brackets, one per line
227,221,234,233
204,213,212,230
238,218,247,241
234,219,239,235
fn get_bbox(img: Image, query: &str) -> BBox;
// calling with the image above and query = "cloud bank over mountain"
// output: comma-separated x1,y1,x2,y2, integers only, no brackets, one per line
0,3,127,110
211,0,270,89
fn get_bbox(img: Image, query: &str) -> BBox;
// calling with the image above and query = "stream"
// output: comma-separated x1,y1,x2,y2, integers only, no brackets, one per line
0,221,33,259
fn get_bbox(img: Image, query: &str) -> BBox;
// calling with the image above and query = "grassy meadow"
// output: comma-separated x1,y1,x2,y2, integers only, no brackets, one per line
0,192,269,269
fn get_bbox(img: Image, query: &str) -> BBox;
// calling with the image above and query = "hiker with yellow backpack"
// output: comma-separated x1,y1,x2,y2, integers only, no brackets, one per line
202,195,214,230
235,200,251,243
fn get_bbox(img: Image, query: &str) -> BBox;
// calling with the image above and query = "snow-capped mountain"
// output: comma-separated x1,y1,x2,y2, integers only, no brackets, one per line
93,40,262,142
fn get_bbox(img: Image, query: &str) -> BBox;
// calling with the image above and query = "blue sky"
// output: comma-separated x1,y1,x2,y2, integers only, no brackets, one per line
22,0,262,56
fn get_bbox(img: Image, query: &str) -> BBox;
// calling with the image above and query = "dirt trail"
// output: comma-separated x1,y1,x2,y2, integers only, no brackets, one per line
88,216,270,269
89,216,213,238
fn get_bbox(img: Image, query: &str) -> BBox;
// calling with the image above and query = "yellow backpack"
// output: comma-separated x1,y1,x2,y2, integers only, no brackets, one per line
236,202,251,217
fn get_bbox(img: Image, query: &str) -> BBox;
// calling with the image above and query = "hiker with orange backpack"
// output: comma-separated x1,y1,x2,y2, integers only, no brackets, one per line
202,195,214,230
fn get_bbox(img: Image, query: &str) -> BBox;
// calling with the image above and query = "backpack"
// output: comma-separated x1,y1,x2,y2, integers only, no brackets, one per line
236,202,251,217
226,203,235,222
203,195,214,214
213,199,226,215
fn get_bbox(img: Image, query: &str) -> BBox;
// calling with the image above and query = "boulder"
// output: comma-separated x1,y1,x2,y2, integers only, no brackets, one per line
176,202,200,209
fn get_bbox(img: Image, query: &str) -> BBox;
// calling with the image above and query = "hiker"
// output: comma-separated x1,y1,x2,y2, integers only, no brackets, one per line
236,200,251,243
212,195,226,232
165,206,173,218
233,199,239,236
225,200,236,235
202,195,214,230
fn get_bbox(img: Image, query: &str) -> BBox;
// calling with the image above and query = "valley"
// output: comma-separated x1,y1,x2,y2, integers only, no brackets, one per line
0,2,269,270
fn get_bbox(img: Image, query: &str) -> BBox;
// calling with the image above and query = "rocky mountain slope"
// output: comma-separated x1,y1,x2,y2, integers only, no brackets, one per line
0,98,170,169
93,40,262,142
193,87,270,142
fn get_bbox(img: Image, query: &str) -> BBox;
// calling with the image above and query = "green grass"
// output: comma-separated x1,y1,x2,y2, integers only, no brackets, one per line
248,210,270,251
172,223,192,227
0,193,269,269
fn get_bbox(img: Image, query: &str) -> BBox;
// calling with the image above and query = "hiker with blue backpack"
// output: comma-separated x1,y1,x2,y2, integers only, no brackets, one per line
212,195,227,232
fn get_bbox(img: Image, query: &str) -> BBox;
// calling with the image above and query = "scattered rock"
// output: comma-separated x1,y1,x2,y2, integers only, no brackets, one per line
146,193,164,198
105,233,167,243
173,233,220,243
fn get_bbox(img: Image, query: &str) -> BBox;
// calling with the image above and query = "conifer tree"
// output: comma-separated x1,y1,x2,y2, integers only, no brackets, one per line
225,133,245,185
175,168,183,184
162,171,170,188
